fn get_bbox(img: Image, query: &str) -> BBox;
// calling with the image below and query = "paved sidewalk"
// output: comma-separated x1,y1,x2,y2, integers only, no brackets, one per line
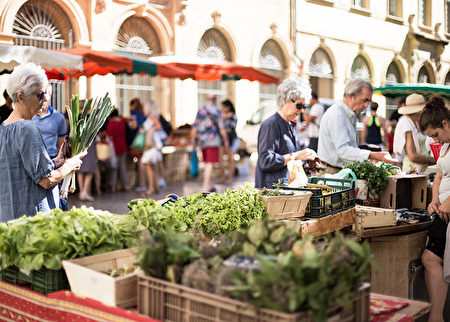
68,159,255,214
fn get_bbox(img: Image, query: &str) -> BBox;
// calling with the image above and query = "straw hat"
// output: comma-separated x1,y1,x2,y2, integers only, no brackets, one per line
398,93,426,115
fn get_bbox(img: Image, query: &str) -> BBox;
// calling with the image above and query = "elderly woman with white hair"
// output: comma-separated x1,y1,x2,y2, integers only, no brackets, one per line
255,77,318,189
0,63,85,221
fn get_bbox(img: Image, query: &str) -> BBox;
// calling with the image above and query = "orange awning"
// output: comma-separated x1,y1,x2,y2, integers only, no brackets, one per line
150,55,279,84
57,48,132,78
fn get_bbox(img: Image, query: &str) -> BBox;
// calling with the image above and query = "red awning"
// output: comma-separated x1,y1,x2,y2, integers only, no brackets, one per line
150,55,279,84
57,48,132,78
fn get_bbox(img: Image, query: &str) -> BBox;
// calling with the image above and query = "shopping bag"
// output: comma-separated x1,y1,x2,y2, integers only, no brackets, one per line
190,149,199,177
131,131,146,152
96,141,111,161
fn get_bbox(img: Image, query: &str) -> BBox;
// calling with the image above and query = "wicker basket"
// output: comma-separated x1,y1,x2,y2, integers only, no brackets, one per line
260,191,312,219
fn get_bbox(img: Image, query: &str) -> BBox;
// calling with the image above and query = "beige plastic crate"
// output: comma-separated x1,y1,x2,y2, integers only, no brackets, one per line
62,248,139,308
138,274,370,322
354,205,397,231
260,191,313,219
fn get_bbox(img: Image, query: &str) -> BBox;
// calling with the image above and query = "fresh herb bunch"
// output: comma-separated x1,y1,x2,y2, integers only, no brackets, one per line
127,198,187,234
61,94,114,198
160,184,266,238
343,160,389,196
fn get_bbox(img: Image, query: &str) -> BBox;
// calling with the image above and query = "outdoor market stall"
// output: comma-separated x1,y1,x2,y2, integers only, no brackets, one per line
0,170,433,321
0,45,433,319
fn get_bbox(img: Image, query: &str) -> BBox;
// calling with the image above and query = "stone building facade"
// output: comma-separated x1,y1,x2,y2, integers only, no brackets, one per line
0,0,449,125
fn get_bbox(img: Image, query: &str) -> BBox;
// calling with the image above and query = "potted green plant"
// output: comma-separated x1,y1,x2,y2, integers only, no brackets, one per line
343,161,389,200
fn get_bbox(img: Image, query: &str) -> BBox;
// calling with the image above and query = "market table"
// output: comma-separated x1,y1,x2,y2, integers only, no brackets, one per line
0,280,158,321
370,292,431,320
354,221,431,299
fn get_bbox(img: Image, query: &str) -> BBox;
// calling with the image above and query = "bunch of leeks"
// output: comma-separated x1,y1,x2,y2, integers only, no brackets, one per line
61,94,114,198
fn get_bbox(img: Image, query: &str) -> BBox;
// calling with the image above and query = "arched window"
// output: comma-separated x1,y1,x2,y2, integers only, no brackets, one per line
417,65,431,83
445,71,450,86
259,40,286,102
115,17,162,115
13,0,75,112
13,0,73,49
309,48,334,99
351,55,371,82
385,62,403,118
386,62,402,84
197,29,232,108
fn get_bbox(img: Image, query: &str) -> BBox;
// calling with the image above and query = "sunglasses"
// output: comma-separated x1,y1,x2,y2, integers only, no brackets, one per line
291,99,305,110
36,91,46,101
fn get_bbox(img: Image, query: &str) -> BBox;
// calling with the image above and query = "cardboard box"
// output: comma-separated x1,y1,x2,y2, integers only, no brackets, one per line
62,248,139,308
354,205,396,231
380,174,427,210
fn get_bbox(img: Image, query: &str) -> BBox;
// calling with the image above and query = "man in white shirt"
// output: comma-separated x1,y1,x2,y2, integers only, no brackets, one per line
302,92,324,152
318,79,398,173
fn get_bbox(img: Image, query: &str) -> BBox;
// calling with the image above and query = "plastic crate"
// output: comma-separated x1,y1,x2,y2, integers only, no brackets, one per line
0,266,20,285
283,177,356,218
138,274,369,322
0,265,69,295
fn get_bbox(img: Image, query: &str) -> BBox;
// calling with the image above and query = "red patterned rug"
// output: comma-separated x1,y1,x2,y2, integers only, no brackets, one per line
0,280,159,321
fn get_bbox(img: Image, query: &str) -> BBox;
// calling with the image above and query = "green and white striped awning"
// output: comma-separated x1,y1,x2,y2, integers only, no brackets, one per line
374,83,450,100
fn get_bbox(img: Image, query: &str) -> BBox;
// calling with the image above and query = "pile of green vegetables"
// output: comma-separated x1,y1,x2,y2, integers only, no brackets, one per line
137,218,376,320
138,184,266,238
0,207,124,271
61,94,114,198
343,160,389,196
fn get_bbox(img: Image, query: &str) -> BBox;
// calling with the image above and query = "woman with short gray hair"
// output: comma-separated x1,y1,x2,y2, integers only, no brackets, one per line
255,76,318,188
0,63,85,221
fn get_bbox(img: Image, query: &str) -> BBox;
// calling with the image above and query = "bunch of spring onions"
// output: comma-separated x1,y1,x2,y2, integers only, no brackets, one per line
60,94,114,198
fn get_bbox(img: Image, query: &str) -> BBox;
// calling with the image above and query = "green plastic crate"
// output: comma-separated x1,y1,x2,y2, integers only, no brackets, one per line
0,266,20,285
0,266,69,294
282,177,356,218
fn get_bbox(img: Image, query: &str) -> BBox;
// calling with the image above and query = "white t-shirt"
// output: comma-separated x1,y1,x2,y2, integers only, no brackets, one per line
438,144,450,204
393,115,420,162
307,103,325,138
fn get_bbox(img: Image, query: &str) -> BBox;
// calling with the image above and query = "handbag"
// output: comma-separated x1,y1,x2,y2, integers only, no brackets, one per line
190,149,199,177
131,131,146,152
96,141,111,161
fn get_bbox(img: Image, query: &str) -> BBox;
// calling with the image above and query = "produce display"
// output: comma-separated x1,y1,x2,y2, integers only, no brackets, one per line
160,184,266,238
0,207,124,271
137,218,376,320
343,161,389,196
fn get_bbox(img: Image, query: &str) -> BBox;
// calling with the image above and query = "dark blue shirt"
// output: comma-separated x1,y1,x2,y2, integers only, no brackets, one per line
255,112,300,189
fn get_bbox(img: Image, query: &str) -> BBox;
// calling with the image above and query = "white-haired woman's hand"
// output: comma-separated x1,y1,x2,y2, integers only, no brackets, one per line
294,148,317,161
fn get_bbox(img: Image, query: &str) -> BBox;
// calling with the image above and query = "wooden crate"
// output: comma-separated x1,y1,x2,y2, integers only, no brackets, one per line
260,191,313,219
62,248,139,308
138,274,370,322
283,208,356,238
354,205,397,232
